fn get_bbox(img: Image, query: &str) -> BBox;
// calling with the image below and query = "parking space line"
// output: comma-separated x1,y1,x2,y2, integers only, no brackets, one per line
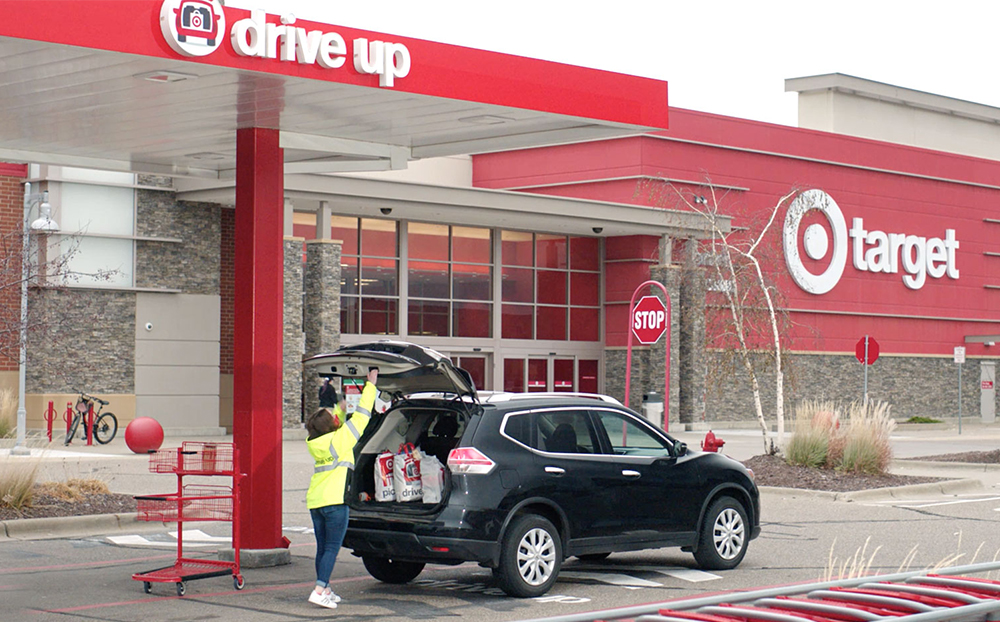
879,496,1000,508
559,571,663,588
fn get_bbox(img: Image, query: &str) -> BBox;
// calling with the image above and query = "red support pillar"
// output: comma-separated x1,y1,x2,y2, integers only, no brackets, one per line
233,127,286,551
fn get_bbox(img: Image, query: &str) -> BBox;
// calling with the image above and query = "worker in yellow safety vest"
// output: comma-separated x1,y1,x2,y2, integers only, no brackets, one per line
304,367,378,609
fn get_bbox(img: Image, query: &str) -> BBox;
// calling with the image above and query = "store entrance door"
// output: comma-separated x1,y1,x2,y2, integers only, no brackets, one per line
448,354,491,393
502,356,600,394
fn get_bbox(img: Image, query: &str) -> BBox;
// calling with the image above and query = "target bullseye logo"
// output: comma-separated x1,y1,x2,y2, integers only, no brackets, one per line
783,189,847,295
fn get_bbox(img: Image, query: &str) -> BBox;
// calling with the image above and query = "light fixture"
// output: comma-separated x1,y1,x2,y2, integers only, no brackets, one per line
187,152,227,161
987,342,996,347
380,208,393,215
30,200,59,231
459,114,514,125
592,227,603,234
135,70,198,83
693,195,708,205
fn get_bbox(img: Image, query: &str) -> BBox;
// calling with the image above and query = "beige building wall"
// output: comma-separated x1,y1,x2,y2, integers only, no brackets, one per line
787,73,1000,161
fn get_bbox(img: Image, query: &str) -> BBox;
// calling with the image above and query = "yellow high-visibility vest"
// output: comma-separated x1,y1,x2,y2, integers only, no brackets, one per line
306,382,375,509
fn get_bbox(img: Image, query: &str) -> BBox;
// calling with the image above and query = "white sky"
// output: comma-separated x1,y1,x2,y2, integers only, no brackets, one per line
230,0,1000,127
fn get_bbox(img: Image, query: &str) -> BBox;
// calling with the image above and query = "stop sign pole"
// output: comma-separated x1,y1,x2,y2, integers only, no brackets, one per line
855,335,880,403
624,280,671,431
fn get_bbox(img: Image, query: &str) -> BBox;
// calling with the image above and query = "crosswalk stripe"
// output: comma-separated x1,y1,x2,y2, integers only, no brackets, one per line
559,571,662,588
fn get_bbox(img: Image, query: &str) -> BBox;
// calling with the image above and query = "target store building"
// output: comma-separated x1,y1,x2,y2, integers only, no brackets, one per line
1,2,998,448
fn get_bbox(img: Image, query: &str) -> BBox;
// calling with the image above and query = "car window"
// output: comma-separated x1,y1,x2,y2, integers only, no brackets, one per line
595,410,673,457
537,410,597,454
504,413,534,448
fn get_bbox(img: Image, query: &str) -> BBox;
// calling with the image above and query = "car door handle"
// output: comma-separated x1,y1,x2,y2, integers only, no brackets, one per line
544,466,565,476
621,469,641,479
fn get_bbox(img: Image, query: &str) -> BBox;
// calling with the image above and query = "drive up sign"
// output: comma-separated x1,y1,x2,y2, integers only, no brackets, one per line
632,295,668,345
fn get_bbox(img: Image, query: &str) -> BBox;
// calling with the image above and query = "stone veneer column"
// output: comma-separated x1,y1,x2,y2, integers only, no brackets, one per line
282,237,304,427
649,264,681,427
678,242,707,424
302,239,341,417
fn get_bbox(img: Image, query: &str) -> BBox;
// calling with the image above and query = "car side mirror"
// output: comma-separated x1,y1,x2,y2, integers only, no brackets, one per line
674,440,688,457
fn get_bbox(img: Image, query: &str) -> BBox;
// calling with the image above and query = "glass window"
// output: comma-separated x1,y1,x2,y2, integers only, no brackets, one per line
361,257,398,297
502,304,533,339
595,411,672,457
456,356,487,392
360,218,397,257
453,265,491,301
60,183,134,236
537,270,567,305
452,226,491,263
331,216,359,255
341,256,359,296
453,302,491,338
536,234,567,269
536,306,566,341
501,267,533,303
503,358,525,393
409,300,449,336
554,359,574,392
60,236,133,287
501,230,533,266
409,261,449,298
361,298,397,335
570,236,599,271
570,307,600,342
341,296,359,334
503,413,534,448
409,222,449,261
570,272,599,306
538,410,596,454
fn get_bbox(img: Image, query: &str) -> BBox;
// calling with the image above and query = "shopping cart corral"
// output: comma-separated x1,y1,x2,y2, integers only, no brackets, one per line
511,562,1000,622
132,442,245,596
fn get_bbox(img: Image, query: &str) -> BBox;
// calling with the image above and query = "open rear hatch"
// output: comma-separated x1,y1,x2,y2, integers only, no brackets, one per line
304,341,478,515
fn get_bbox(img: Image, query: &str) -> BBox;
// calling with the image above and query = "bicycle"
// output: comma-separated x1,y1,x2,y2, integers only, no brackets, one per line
64,393,118,445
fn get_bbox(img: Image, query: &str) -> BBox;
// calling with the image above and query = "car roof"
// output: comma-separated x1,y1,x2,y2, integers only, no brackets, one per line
480,392,630,413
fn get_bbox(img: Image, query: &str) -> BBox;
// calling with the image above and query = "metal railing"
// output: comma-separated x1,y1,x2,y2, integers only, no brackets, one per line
513,562,1000,622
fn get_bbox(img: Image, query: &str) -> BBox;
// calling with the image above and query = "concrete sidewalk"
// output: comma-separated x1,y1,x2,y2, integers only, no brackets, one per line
2,420,999,540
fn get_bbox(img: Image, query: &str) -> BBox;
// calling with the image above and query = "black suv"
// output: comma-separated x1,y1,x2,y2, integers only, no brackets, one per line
305,341,760,598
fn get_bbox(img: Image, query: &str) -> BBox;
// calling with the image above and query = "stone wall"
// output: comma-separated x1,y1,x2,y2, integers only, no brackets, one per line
704,352,1000,423
136,195,220,295
302,240,342,418
26,288,135,394
283,238,304,427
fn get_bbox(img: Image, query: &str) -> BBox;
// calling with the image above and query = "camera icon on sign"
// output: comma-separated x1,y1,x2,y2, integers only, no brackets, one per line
174,0,220,46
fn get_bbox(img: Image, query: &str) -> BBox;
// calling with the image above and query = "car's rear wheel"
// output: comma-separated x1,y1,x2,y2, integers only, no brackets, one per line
361,555,425,584
493,514,562,598
693,496,748,570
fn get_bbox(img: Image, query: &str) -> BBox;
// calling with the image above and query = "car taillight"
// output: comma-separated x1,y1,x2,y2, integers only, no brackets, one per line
447,447,496,475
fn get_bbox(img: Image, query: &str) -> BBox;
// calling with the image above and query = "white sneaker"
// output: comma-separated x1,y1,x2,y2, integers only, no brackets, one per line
308,590,338,609
326,592,342,603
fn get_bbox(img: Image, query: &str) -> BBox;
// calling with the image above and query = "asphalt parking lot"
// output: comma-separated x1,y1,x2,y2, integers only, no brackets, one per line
2,421,999,622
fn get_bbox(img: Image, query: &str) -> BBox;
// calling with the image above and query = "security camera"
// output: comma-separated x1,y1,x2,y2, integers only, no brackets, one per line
592,227,603,234
986,341,996,347
145,322,153,331
380,208,393,215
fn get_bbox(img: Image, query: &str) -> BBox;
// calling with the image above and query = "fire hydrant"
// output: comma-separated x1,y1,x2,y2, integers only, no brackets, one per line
701,430,725,453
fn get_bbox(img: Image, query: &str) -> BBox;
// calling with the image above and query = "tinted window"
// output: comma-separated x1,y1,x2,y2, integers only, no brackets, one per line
537,410,596,454
595,411,673,457
504,413,533,448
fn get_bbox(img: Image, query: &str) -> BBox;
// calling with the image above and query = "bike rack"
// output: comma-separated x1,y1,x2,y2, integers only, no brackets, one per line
509,562,1000,622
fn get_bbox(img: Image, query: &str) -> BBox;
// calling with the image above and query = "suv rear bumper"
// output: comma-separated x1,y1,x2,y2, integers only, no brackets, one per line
344,528,499,566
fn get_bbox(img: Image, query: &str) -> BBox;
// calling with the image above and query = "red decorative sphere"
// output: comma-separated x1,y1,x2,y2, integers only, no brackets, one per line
125,417,165,454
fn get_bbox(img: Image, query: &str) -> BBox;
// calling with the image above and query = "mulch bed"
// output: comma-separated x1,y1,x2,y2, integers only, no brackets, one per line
743,455,942,492
0,492,136,521
906,449,1000,463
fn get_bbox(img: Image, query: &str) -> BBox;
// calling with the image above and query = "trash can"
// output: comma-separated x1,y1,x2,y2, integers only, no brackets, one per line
642,392,664,427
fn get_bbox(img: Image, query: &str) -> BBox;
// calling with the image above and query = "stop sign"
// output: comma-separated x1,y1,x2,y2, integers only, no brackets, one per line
632,296,668,344
855,336,879,365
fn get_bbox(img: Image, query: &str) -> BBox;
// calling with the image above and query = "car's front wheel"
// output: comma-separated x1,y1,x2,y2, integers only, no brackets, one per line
361,555,425,584
493,514,562,598
693,496,748,570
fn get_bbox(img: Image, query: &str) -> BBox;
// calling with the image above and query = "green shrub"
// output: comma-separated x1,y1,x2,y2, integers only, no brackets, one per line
0,457,40,512
905,416,942,424
834,400,894,474
787,428,829,468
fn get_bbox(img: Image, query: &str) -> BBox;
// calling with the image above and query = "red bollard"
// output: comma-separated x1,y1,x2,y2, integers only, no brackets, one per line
701,430,725,453
43,400,56,443
85,404,94,446
63,401,73,438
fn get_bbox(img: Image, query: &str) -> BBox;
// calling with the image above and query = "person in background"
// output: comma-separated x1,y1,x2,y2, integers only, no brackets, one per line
318,376,338,409
304,368,378,609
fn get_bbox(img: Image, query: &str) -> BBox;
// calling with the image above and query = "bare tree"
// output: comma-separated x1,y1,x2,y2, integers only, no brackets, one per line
641,179,798,453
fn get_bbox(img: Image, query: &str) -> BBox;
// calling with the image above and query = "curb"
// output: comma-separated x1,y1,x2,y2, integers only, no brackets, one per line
760,477,984,502
0,513,165,541
893,459,1000,472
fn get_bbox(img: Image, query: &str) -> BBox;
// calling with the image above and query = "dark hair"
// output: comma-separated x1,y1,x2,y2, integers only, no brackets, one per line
306,408,339,440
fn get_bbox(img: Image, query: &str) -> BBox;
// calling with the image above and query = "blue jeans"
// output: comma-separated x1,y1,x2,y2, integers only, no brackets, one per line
310,504,349,588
